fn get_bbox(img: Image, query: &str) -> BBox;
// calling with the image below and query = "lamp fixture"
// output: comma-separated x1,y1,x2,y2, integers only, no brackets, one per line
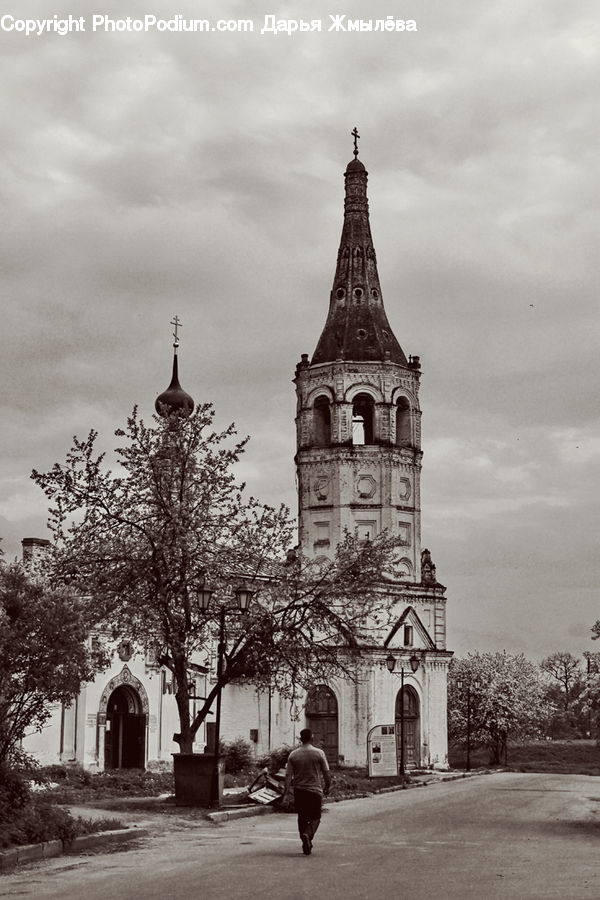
384,651,422,674
196,588,213,611
234,586,254,612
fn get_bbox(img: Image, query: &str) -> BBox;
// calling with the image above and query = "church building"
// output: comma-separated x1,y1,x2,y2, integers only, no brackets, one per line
22,139,451,773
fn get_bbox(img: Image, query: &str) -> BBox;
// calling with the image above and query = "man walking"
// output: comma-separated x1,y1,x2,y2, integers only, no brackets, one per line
284,728,332,855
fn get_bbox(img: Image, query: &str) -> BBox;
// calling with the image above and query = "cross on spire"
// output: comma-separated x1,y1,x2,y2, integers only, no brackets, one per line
170,315,182,350
351,126,360,158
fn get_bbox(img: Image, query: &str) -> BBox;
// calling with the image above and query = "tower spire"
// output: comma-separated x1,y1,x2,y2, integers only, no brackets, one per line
311,141,408,366
155,316,194,416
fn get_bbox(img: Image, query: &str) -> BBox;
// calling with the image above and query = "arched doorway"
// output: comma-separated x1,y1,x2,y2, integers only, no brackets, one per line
104,684,146,769
395,686,420,767
306,686,339,765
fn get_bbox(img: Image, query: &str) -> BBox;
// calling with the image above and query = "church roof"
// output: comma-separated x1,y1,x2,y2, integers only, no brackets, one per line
311,154,408,366
155,351,195,417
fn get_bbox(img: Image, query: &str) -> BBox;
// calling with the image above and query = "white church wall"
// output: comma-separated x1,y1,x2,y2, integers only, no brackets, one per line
21,703,63,765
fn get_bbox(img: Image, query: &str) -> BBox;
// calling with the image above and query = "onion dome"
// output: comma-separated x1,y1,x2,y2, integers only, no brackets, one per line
155,317,194,416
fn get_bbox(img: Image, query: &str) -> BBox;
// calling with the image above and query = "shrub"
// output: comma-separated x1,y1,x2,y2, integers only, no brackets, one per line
40,764,69,782
220,738,254,774
0,796,125,849
256,745,294,773
14,802,77,846
0,792,76,849
0,765,31,813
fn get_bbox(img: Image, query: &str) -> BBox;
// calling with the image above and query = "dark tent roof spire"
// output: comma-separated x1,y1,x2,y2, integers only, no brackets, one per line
311,136,408,367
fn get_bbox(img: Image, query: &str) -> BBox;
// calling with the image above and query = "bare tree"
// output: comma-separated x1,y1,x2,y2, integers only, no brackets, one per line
540,652,583,711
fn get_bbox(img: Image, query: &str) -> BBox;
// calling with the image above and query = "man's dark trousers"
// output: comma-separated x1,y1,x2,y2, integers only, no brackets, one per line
294,788,322,841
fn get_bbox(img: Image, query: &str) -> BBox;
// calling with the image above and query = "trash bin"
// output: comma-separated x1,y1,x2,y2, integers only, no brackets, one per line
172,753,224,807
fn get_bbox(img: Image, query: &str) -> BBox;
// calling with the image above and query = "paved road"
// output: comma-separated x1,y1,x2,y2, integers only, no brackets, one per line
2,772,600,899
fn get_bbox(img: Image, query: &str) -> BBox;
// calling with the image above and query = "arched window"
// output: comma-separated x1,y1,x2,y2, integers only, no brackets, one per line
395,685,419,720
396,397,411,447
395,557,413,579
313,396,331,447
352,393,374,445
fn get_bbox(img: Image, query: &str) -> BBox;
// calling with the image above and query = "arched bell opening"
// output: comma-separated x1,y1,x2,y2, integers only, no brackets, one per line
352,393,374,445
313,395,331,447
396,397,412,447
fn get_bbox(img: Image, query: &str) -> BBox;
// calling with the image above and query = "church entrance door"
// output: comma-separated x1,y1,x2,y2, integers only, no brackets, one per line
306,685,339,765
104,685,146,769
395,686,420,767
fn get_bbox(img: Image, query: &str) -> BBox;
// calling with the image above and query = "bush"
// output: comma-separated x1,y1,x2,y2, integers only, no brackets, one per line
256,745,294,773
0,801,78,848
0,765,31,813
0,760,130,848
220,738,254,774
40,764,70,782
0,796,125,849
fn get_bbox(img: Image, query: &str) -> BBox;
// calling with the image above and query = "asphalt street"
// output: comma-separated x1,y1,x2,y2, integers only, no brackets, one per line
1,772,600,899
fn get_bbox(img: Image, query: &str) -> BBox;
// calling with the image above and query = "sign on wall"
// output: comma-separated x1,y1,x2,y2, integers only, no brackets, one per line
367,724,398,777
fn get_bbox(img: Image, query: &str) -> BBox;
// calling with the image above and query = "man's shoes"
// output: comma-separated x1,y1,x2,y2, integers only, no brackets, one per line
301,833,312,855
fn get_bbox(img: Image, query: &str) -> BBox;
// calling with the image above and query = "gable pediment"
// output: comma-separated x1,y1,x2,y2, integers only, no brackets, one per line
384,606,436,651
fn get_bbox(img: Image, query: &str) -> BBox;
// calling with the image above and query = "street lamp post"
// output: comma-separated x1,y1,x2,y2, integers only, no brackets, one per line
198,584,253,809
386,651,420,781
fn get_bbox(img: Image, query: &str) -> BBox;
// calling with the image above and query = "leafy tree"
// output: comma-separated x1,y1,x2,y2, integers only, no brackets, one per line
448,652,550,765
0,561,103,771
579,651,600,737
32,404,404,754
539,651,586,737
588,627,600,731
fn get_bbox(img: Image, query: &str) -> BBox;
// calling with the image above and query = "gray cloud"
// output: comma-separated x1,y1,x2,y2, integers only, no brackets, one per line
1,0,598,659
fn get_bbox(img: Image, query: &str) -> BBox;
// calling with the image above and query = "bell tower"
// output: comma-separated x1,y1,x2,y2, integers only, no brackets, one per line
293,137,450,768
294,145,425,585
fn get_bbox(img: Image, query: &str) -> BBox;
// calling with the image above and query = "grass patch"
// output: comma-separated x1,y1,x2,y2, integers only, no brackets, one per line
505,740,600,775
449,739,600,775
329,766,407,797
39,764,174,803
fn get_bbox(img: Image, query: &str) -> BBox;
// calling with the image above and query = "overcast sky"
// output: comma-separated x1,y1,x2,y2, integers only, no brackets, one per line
1,0,598,660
